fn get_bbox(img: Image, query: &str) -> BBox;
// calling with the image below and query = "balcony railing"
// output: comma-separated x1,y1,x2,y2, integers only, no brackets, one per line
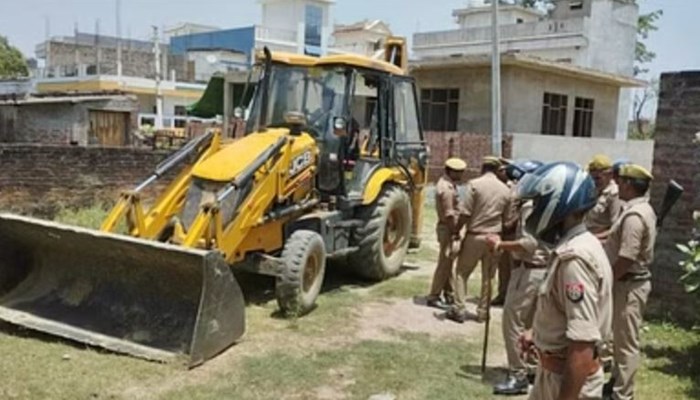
255,26,298,43
414,17,585,48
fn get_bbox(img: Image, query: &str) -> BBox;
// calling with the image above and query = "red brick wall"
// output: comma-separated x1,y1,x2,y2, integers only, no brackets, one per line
0,144,169,217
425,131,513,182
649,71,700,319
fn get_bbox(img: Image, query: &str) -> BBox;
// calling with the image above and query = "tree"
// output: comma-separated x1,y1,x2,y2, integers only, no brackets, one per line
635,8,663,76
630,78,659,139
0,36,29,78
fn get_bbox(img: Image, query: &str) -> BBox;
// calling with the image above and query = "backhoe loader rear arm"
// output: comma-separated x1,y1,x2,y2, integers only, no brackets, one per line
181,136,302,264
101,130,221,239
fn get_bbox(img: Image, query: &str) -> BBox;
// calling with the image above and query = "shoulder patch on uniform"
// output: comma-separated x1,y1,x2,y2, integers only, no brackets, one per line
565,282,585,303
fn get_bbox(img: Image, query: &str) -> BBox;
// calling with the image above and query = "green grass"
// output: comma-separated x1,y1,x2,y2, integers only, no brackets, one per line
368,276,431,300
163,334,491,400
636,320,700,399
0,324,171,400
2,199,697,399
53,204,112,229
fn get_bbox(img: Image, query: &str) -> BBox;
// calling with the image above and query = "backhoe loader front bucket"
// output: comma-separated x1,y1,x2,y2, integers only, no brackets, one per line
0,214,245,368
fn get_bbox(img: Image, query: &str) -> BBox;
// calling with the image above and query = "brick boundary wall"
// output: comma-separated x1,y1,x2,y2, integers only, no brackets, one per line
424,131,513,182
0,144,170,217
649,71,700,320
0,132,511,216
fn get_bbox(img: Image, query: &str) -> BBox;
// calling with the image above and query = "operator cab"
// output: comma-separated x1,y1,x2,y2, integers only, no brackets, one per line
243,50,426,203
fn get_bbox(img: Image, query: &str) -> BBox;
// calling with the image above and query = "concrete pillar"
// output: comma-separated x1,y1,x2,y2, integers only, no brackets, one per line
321,26,330,56
297,22,306,54
223,80,232,137
616,89,631,140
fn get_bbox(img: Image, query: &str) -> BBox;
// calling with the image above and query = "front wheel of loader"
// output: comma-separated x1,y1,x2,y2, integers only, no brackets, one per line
276,230,327,317
349,185,412,281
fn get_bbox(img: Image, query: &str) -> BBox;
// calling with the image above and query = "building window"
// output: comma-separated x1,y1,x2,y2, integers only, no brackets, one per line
174,105,187,116
573,97,594,137
420,88,459,131
304,4,322,55
516,18,524,24
541,92,568,136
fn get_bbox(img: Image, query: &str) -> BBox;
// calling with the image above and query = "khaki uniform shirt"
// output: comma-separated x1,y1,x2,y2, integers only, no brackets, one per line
586,181,622,233
512,200,549,266
533,224,613,353
435,175,461,234
604,197,657,276
462,172,512,234
502,182,520,240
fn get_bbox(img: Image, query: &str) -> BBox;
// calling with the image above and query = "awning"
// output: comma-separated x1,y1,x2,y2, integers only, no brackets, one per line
187,76,224,118
187,76,257,119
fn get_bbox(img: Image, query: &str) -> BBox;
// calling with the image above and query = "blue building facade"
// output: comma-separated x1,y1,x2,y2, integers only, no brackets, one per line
170,26,256,64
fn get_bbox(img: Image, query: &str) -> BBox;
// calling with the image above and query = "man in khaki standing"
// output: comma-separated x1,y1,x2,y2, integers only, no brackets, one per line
602,164,656,400
446,156,511,323
426,158,467,309
517,162,612,400
493,160,519,306
586,154,623,234
485,160,548,395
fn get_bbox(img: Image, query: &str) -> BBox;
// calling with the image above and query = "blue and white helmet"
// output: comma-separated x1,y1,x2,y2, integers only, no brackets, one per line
517,162,596,244
613,158,631,177
506,160,544,181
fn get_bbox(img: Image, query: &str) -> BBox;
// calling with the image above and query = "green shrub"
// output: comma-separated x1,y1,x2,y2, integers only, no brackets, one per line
677,212,700,296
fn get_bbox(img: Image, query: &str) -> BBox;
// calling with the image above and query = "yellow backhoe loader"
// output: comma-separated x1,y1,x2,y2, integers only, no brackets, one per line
0,38,428,367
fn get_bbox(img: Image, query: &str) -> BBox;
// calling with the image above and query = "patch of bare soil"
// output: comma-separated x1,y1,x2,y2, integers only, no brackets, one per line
356,299,490,342
312,367,355,400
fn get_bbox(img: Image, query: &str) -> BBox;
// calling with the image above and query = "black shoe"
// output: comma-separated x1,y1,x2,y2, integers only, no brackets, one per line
493,375,529,396
603,358,613,373
445,308,468,324
603,378,615,396
426,297,450,310
491,296,506,307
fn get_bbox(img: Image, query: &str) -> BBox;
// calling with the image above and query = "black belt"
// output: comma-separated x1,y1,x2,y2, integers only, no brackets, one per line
619,272,651,282
521,261,547,270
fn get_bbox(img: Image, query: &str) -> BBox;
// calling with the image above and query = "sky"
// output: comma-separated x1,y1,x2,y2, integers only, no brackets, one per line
1,0,698,82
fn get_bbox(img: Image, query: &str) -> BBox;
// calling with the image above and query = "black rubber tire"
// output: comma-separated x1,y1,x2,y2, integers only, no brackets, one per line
276,230,326,316
349,185,412,281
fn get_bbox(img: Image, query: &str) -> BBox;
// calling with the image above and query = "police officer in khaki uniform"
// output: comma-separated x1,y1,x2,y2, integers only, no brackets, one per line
586,154,623,234
486,161,548,395
447,156,511,323
426,158,467,308
517,162,613,400
493,159,519,306
603,164,656,400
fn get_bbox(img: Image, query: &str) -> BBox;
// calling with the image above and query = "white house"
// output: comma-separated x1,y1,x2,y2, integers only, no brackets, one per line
333,20,393,57
413,0,639,139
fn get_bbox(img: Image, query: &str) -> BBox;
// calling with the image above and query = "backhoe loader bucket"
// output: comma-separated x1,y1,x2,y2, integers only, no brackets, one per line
0,214,245,368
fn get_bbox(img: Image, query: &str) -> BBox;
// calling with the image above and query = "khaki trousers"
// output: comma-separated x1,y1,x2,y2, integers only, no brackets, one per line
529,366,605,400
496,250,513,300
611,279,651,400
454,233,497,315
503,265,546,376
429,224,455,299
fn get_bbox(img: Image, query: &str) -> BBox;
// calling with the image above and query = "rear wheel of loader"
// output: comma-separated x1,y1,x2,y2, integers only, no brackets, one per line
349,185,412,281
276,230,327,316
